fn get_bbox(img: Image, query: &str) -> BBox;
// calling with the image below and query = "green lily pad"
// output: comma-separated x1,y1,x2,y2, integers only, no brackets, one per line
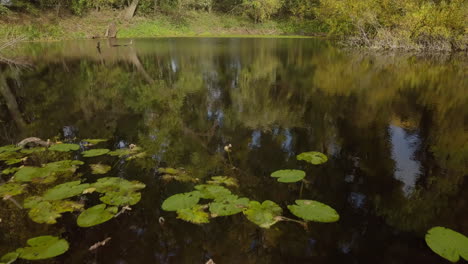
24,197,84,224
0,151,25,164
270,169,306,183
2,167,19,175
82,139,107,145
100,190,142,206
194,184,232,200
162,191,201,211
243,200,282,228
296,151,328,165
207,176,239,187
0,145,21,153
177,205,210,224
90,164,111,174
0,252,18,264
5,158,22,165
16,236,69,260
209,195,249,216
92,177,146,193
81,149,110,157
15,160,83,183
287,200,339,223
43,181,90,201
20,147,46,154
425,226,468,262
77,204,117,227
48,143,80,152
158,167,180,174
0,183,26,198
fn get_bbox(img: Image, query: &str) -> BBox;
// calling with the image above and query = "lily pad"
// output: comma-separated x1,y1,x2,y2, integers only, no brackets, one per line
158,167,180,174
270,169,306,183
425,226,468,262
177,205,210,224
48,143,80,152
16,236,69,260
21,147,46,154
243,200,282,228
90,164,111,174
194,184,232,200
15,160,83,183
5,158,23,165
24,196,84,224
207,176,239,187
81,149,110,157
0,151,25,164
287,200,339,223
92,177,146,193
100,190,142,206
82,139,107,145
0,183,26,198
0,252,18,264
162,191,201,211
209,195,249,216
43,181,90,201
77,204,117,227
0,145,21,153
2,167,19,175
296,151,328,165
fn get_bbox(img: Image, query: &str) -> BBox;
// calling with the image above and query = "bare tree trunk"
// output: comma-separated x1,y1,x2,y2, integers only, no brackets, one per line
0,74,27,129
124,0,140,20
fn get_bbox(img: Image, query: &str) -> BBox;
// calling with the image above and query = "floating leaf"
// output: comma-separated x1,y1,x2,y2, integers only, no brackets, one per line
92,177,145,206
90,164,111,174
243,200,282,228
0,151,25,164
158,167,180,174
5,158,23,165
177,205,210,224
16,236,69,260
24,196,83,224
296,151,328,165
108,147,145,160
287,200,339,223
20,147,46,154
194,184,231,200
0,183,25,198
0,145,21,153
77,204,117,227
207,176,239,187
0,252,18,264
162,174,199,183
270,169,306,183
100,190,142,206
162,191,201,211
42,181,90,201
48,143,80,152
82,139,107,145
425,226,468,262
15,160,83,183
108,148,134,157
81,149,110,157
2,167,19,175
209,195,249,216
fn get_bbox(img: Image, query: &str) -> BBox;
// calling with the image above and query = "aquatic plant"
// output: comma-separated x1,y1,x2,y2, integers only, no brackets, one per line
0,235,69,261
425,227,468,262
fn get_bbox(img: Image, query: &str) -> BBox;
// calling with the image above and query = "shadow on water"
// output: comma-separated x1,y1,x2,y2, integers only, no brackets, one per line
0,38,467,263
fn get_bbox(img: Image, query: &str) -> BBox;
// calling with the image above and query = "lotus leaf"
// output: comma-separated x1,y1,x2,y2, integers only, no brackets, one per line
81,149,110,157
162,191,201,211
0,252,18,264
48,143,80,152
177,205,210,224
287,200,339,223
100,190,142,206
92,177,146,193
296,151,328,165
194,184,231,200
2,167,19,175
16,236,69,260
24,196,83,224
83,139,107,145
0,183,25,198
209,195,249,216
90,164,111,174
425,226,468,262
207,176,239,187
270,169,306,183
77,204,117,227
0,145,21,153
43,181,90,200
243,200,282,228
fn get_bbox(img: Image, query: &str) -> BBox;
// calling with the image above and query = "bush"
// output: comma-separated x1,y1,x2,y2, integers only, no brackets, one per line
242,0,283,22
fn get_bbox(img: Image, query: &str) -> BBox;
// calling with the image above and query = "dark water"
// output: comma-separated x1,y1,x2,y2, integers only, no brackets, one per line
0,38,467,264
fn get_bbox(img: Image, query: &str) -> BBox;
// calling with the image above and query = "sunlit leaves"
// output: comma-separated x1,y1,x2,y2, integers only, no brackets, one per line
194,184,231,199
0,252,18,264
81,149,110,157
162,191,201,211
108,146,145,160
24,196,84,224
77,204,117,227
48,143,80,152
243,200,282,228
92,177,146,206
287,200,339,223
207,176,239,187
82,139,107,145
0,183,26,198
176,205,210,224
15,236,69,260
14,160,83,183
209,195,249,217
270,169,305,183
425,227,468,262
90,164,111,174
159,167,199,183
0,145,21,153
42,181,90,201
296,151,328,165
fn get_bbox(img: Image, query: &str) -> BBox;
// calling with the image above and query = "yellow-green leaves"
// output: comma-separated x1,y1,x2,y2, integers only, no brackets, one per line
425,227,468,262
24,196,84,224
270,169,305,183
209,195,249,217
176,205,210,224
207,176,239,187
0,183,25,198
15,236,69,260
48,143,80,152
162,191,201,211
296,151,328,165
194,184,231,199
77,204,117,227
243,200,282,228
287,200,339,223
42,181,90,201
90,164,111,174
81,148,110,157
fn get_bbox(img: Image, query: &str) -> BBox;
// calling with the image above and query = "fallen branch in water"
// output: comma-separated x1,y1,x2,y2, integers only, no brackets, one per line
89,237,112,251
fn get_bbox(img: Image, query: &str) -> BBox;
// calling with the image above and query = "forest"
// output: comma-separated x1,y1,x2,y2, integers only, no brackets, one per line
1,0,467,51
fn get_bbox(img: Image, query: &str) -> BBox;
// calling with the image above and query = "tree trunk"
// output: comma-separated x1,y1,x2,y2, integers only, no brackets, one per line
124,0,140,20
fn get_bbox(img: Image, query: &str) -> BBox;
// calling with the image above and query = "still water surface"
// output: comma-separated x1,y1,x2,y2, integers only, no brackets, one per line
0,38,467,263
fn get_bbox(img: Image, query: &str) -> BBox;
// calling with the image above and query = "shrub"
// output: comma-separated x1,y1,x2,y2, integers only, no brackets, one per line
242,0,283,23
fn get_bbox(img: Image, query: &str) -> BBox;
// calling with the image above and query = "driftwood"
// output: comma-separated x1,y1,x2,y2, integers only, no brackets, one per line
17,137,51,148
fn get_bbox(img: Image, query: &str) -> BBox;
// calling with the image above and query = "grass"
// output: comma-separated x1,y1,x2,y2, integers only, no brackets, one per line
0,10,325,41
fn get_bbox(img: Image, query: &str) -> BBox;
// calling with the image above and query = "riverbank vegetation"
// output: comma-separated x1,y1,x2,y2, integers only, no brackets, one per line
0,0,467,50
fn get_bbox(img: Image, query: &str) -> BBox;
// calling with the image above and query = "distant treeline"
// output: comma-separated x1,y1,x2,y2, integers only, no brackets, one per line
1,0,466,51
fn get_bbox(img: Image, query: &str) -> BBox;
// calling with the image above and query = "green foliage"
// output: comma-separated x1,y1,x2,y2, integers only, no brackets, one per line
24,196,84,224
90,164,111,174
42,181,90,200
207,176,239,187
162,191,201,211
77,204,118,227
287,200,339,222
209,194,249,216
296,151,328,165
81,148,110,157
92,177,146,206
242,0,283,22
14,160,83,183
425,227,468,262
243,200,282,228
0,183,26,198
270,169,305,183
16,236,69,260
176,205,210,224
48,143,80,152
82,139,107,145
0,252,18,264
194,184,232,199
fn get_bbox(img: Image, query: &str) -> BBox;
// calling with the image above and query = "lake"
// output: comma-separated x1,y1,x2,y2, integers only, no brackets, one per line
0,38,467,263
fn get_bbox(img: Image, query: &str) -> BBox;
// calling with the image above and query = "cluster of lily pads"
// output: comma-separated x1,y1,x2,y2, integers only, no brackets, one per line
0,140,146,262
161,151,339,228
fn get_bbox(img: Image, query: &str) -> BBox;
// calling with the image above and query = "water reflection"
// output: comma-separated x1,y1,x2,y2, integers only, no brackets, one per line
0,38,467,263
